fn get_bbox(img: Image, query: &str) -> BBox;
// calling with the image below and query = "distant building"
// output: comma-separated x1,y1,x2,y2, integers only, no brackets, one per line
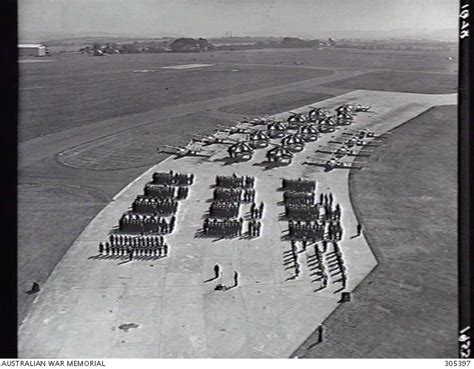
170,38,210,52
18,44,47,57
281,37,307,48
280,37,321,48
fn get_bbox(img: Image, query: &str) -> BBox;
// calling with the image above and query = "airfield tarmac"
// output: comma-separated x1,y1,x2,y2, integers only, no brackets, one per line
18,47,458,357
19,89,456,358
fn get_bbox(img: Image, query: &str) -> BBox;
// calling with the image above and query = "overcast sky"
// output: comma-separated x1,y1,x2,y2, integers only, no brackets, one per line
19,0,458,39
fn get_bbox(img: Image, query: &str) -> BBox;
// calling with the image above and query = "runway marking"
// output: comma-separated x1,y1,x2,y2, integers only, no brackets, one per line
133,69,157,73
162,64,214,70
19,59,54,63
20,85,49,91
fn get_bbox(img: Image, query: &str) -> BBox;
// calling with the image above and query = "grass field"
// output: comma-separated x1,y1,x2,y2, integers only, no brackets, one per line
19,58,331,142
294,105,457,358
39,47,456,71
323,71,457,94
219,91,334,115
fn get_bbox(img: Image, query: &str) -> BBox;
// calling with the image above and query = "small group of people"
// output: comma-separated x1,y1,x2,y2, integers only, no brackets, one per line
325,242,347,289
152,170,194,186
319,192,334,207
327,220,343,241
308,243,328,287
287,240,330,288
249,202,264,219
321,203,342,222
241,188,256,203
132,197,178,216
119,214,176,234
288,240,302,278
211,264,240,291
215,174,255,189
247,219,262,238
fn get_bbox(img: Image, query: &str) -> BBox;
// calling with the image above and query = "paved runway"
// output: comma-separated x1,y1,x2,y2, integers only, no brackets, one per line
19,90,456,358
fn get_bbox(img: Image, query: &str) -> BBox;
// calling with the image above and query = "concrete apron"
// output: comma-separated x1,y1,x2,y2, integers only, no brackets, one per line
19,90,456,358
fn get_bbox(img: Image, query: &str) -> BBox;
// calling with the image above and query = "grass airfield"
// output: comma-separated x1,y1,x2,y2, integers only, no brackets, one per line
18,46,458,357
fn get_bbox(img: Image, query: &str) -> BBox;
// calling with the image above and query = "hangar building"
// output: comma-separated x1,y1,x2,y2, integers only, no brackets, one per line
18,44,47,57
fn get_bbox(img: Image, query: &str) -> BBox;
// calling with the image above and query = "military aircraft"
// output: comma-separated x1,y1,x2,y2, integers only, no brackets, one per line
329,136,382,149
335,104,355,114
307,107,330,122
318,124,337,134
192,132,230,146
297,125,319,142
247,116,273,126
336,112,354,126
287,112,307,128
247,130,271,149
316,146,372,159
216,124,251,135
353,104,372,112
281,133,306,153
157,141,211,159
266,144,294,165
317,116,339,133
303,156,366,171
227,140,254,161
342,128,388,140
266,121,288,138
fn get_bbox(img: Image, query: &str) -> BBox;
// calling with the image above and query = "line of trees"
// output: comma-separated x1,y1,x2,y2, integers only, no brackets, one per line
80,36,334,56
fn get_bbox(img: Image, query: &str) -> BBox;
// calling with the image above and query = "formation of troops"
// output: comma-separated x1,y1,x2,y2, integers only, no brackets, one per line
202,174,263,238
99,234,169,258
144,183,189,200
280,177,347,291
203,218,244,237
132,196,178,215
97,170,194,260
119,214,176,234
282,178,343,242
300,241,347,292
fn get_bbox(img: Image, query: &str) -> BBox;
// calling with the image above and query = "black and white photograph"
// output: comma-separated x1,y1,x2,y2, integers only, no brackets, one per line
11,0,467,359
